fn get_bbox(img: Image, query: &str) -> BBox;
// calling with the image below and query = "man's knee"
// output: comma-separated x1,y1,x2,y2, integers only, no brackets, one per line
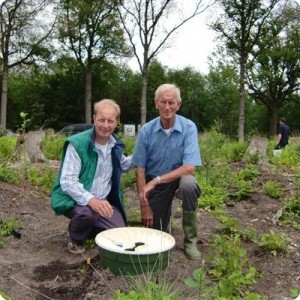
178,175,201,197
73,206,97,223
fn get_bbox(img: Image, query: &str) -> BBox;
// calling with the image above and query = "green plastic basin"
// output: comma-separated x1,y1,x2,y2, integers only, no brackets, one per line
95,227,175,275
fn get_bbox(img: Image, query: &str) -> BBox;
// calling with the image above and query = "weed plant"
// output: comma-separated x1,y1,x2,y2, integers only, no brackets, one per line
121,169,136,190
269,143,300,167
0,163,20,184
120,136,136,156
233,179,254,200
0,217,23,248
263,180,283,199
212,212,257,242
278,197,300,229
0,136,17,160
196,165,233,210
26,165,57,193
238,166,260,181
42,135,66,160
221,141,248,162
185,234,262,299
200,127,230,165
258,230,291,254
115,278,181,300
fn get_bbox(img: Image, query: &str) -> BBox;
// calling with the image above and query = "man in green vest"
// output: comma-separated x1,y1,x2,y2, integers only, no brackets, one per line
51,99,133,254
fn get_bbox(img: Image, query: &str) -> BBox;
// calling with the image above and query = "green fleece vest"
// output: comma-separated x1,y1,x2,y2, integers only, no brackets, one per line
50,129,98,215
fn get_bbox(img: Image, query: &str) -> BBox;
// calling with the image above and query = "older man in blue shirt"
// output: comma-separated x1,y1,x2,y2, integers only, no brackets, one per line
132,83,202,260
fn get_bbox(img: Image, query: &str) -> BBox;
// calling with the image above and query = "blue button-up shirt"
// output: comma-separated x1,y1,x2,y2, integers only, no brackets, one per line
132,114,202,177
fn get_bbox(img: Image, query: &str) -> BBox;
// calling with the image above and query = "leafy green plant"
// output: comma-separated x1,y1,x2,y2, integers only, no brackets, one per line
196,166,232,211
0,163,19,184
258,230,291,254
0,136,17,159
278,197,300,229
263,180,283,199
213,212,257,242
221,141,248,162
200,125,230,164
233,179,254,200
197,183,226,211
122,136,136,156
215,213,239,235
185,234,261,299
238,166,260,181
17,112,31,134
26,165,56,192
207,234,258,298
121,169,136,190
184,267,207,299
42,135,65,160
244,152,261,164
270,143,300,166
0,218,23,248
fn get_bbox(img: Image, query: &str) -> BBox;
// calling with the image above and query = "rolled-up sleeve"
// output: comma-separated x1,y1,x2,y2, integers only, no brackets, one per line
183,123,202,166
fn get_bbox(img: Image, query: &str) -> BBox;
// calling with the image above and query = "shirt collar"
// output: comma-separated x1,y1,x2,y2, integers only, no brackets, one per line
154,114,182,133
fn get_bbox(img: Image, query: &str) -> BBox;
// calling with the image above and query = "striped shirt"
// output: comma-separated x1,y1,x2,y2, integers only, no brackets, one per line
60,137,132,206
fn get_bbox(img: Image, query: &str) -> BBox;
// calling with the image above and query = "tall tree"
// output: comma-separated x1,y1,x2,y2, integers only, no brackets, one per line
56,0,129,123
0,0,53,129
247,3,300,136
117,0,213,125
211,0,284,141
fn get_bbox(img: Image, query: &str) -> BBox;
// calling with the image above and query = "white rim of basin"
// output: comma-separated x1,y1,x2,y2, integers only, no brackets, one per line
95,227,175,255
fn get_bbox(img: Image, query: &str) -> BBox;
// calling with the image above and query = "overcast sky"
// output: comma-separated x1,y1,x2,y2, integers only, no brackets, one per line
127,3,217,74
156,12,217,74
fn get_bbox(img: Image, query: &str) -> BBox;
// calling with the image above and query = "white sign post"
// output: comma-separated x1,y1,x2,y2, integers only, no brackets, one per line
124,124,136,136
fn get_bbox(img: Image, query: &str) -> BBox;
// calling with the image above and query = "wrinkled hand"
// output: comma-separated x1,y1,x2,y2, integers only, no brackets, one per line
140,204,153,228
139,180,156,206
88,198,113,218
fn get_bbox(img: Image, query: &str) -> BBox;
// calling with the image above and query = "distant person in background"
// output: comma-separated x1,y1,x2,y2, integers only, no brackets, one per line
51,99,133,254
274,117,290,150
132,83,202,260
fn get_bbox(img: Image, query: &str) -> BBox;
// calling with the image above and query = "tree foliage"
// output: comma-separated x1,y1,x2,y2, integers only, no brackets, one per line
247,2,300,136
117,0,213,125
56,0,129,123
0,0,54,128
211,0,284,141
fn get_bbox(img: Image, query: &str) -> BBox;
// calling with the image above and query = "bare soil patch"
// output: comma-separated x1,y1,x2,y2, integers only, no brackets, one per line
0,161,299,300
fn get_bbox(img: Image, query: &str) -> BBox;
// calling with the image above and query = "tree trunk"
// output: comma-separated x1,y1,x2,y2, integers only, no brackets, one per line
14,130,46,163
238,55,245,142
245,135,268,163
268,105,278,137
140,64,149,126
0,66,9,129
85,68,92,124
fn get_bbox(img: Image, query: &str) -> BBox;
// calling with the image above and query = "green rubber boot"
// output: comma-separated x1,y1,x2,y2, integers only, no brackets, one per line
182,211,201,260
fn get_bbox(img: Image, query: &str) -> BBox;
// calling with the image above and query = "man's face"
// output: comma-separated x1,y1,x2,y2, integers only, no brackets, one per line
93,104,118,142
155,90,181,122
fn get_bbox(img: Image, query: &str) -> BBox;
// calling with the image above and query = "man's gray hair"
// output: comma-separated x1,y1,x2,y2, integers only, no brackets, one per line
154,83,182,103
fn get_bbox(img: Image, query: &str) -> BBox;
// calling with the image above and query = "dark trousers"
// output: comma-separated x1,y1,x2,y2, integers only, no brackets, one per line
65,205,125,245
146,175,201,232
